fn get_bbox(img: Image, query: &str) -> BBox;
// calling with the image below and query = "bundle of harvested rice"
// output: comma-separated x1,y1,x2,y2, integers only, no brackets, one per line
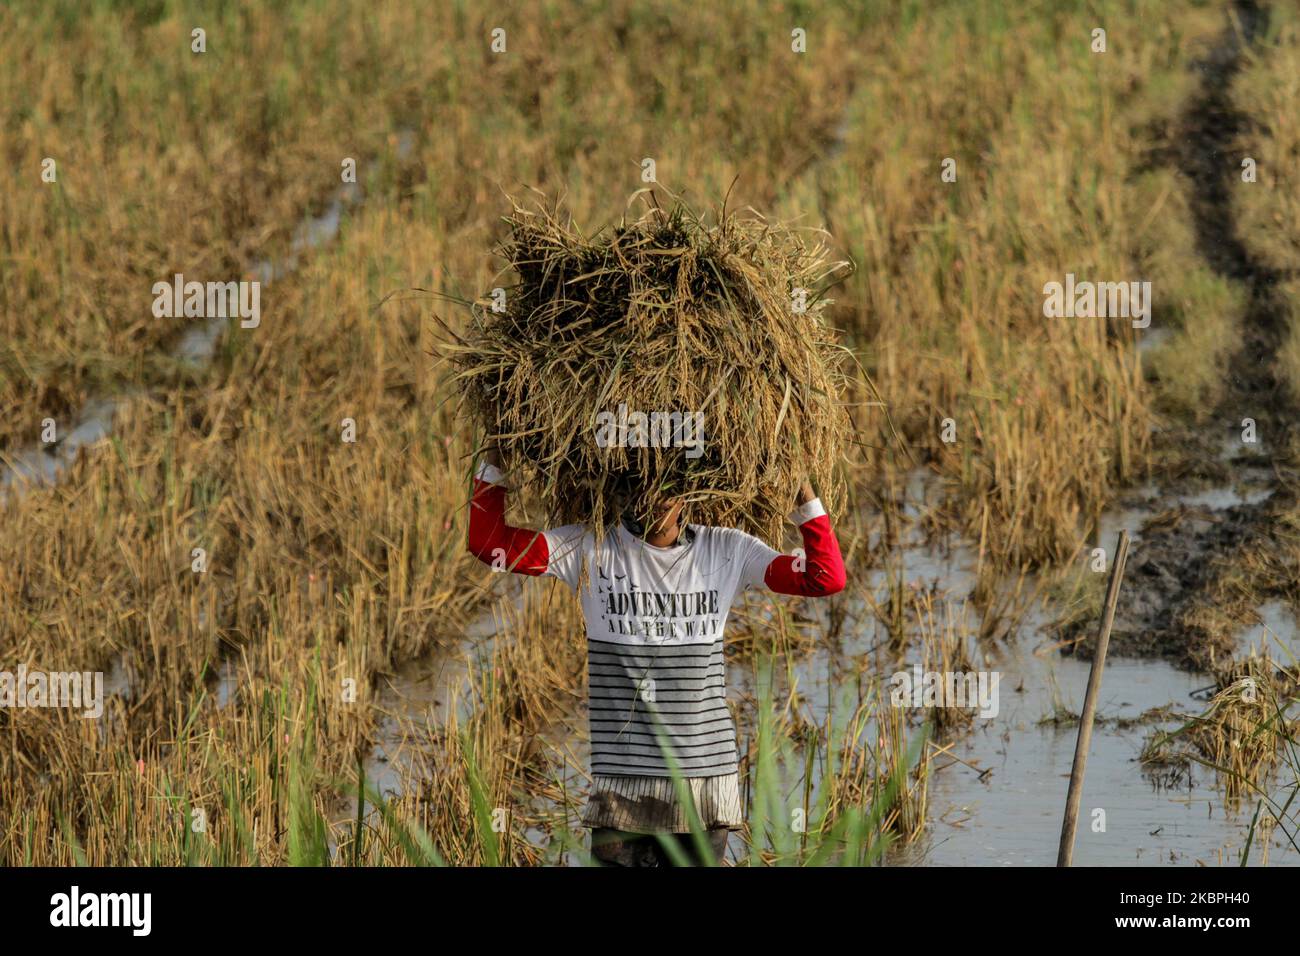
445,191,853,543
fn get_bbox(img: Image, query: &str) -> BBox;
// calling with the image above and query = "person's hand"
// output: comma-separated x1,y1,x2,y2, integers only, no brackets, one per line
795,480,816,507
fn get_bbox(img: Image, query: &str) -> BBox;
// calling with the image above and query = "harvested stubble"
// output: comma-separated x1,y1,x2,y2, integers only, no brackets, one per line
446,194,852,542
1142,654,1300,805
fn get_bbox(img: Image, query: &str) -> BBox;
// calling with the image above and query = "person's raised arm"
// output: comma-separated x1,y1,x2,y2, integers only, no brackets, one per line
466,446,550,575
762,481,847,597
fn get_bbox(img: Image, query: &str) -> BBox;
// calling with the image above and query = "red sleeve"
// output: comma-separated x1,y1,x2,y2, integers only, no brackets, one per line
763,514,846,596
467,477,550,576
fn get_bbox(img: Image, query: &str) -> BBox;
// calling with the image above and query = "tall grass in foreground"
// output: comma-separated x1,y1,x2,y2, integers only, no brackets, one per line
316,656,929,867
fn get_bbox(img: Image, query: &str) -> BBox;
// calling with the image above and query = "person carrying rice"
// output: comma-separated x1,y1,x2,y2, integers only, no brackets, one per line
468,446,845,865
451,194,853,866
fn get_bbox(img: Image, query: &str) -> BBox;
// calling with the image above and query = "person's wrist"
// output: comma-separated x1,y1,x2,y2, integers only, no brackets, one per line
789,497,826,525
476,455,505,485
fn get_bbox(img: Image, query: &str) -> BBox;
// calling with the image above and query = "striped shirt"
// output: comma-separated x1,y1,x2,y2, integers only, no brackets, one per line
466,461,847,829
542,520,783,777
586,633,734,775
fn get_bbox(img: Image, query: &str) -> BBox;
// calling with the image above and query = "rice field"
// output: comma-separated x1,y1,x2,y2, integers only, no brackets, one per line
2,0,1300,868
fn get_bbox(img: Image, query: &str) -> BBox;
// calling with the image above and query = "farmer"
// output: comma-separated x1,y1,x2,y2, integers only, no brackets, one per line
467,447,846,866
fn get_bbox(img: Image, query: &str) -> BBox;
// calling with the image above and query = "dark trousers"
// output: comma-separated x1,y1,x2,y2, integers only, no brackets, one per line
590,827,730,867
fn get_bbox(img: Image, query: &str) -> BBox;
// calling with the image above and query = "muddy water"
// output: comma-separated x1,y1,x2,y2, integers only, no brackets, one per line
0,398,124,495
362,605,498,803
894,610,1294,866
884,468,1298,865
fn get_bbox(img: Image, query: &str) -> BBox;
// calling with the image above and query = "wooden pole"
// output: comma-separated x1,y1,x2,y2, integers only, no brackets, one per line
1057,529,1130,867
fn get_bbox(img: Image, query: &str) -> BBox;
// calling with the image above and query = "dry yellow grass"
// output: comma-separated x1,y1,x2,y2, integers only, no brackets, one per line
0,0,1259,865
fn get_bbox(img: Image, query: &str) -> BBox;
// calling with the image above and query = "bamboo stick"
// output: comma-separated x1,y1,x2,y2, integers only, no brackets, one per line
1057,529,1130,867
